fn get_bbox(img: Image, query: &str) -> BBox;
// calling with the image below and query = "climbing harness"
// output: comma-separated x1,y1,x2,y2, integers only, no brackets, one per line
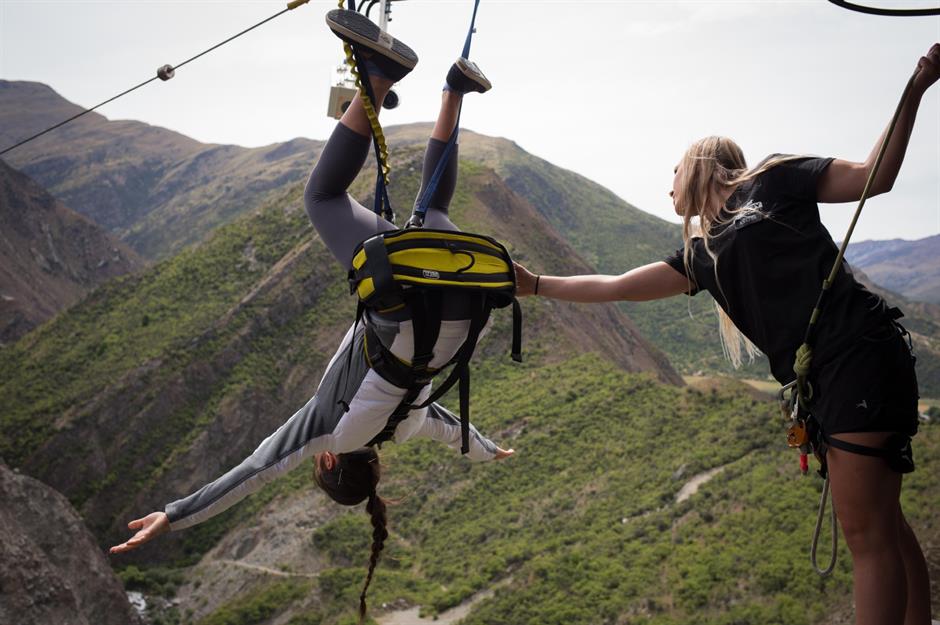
827,0,940,17
348,229,522,454
409,0,482,228
779,66,922,576
0,0,312,157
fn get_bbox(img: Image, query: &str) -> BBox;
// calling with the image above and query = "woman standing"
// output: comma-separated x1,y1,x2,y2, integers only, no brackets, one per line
515,45,939,625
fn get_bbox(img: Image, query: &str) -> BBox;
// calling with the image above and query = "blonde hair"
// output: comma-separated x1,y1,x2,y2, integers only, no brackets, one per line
675,136,800,367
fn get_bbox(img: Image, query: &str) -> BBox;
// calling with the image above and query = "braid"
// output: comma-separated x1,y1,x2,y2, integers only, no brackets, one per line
358,489,388,624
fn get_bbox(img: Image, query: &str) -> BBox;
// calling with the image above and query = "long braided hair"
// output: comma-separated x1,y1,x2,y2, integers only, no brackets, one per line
313,448,388,623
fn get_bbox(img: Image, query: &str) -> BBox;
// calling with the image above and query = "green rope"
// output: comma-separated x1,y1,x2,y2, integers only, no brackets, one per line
792,70,918,409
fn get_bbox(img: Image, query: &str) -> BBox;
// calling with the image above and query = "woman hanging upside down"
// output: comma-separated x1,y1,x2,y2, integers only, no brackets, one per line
110,9,512,621
515,44,939,625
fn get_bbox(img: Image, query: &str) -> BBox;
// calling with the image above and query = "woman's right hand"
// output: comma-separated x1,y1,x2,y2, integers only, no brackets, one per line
913,43,940,94
493,445,515,460
109,511,169,554
513,262,538,297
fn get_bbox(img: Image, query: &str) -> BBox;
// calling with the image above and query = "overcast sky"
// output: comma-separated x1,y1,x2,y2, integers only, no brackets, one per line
2,0,938,243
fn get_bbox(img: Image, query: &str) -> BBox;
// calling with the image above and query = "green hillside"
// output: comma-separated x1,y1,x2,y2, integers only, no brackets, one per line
0,149,677,551
140,357,940,625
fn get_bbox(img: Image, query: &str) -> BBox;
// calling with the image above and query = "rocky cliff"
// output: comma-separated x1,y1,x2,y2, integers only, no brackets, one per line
0,461,141,625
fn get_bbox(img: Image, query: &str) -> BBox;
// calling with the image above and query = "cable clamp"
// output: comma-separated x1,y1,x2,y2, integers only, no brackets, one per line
157,65,175,81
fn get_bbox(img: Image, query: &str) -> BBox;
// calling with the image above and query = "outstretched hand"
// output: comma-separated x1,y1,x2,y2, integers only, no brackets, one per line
513,262,537,297
109,511,169,554
494,446,515,460
913,43,940,93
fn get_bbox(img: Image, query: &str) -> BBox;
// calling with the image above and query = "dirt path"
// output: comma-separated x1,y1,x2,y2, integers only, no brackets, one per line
376,584,502,625
215,558,318,579
675,466,726,503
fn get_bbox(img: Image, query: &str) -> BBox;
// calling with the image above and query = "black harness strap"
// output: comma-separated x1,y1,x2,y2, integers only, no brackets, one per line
511,298,523,363
821,432,915,474
410,295,490,453
362,235,399,305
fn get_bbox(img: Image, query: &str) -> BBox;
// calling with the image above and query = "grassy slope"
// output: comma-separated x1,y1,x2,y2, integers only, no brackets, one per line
185,357,939,625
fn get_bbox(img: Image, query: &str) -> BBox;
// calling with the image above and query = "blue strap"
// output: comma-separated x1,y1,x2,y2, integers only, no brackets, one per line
462,0,481,58
411,0,481,225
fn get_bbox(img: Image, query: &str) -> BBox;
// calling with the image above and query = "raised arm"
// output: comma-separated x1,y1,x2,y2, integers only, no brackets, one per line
817,43,939,203
514,261,689,302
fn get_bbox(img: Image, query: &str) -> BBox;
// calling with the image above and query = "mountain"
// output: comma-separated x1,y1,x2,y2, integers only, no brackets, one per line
2,92,938,623
0,461,142,625
846,235,940,304
0,80,324,260
0,148,679,567
0,159,143,344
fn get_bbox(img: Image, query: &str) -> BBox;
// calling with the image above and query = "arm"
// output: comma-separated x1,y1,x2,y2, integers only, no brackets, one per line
818,43,939,203
410,403,513,462
110,400,339,555
514,261,689,302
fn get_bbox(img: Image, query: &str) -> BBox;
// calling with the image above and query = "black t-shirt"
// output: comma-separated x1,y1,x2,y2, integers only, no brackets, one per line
665,155,891,384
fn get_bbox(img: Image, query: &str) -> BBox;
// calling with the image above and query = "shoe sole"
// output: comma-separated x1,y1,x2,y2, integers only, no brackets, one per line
326,10,417,70
455,57,492,91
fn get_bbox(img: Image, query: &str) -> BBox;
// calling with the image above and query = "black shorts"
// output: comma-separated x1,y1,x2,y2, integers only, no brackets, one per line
808,323,919,437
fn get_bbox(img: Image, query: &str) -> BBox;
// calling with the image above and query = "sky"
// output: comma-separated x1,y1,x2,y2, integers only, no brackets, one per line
1,0,939,243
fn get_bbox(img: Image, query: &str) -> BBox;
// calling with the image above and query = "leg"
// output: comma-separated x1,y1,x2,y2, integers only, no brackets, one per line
417,90,463,231
415,59,492,231
306,10,417,268
898,509,932,625
826,431,929,625
304,80,397,268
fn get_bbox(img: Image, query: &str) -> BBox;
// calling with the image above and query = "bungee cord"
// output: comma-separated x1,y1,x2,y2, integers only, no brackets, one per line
0,0,312,158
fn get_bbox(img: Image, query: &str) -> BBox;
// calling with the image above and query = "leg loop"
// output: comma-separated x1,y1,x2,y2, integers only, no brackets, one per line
822,432,915,474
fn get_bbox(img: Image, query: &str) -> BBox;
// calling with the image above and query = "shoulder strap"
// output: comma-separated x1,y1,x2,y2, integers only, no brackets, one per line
412,294,490,453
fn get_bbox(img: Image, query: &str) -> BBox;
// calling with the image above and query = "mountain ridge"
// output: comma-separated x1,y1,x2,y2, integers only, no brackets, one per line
847,234,940,304
0,159,144,343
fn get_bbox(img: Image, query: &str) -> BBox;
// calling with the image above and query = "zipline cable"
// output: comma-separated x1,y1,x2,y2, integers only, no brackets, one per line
0,0,311,158
827,0,940,17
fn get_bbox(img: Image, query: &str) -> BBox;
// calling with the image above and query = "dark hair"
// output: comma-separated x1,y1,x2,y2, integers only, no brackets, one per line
313,448,388,624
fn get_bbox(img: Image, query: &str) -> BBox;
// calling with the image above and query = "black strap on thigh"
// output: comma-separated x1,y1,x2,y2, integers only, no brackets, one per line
822,431,915,474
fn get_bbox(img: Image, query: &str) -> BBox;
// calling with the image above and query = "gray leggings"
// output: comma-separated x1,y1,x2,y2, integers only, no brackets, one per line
304,122,460,270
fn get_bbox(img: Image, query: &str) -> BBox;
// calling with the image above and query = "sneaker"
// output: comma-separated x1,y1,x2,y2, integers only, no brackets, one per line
326,9,418,82
445,57,491,94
